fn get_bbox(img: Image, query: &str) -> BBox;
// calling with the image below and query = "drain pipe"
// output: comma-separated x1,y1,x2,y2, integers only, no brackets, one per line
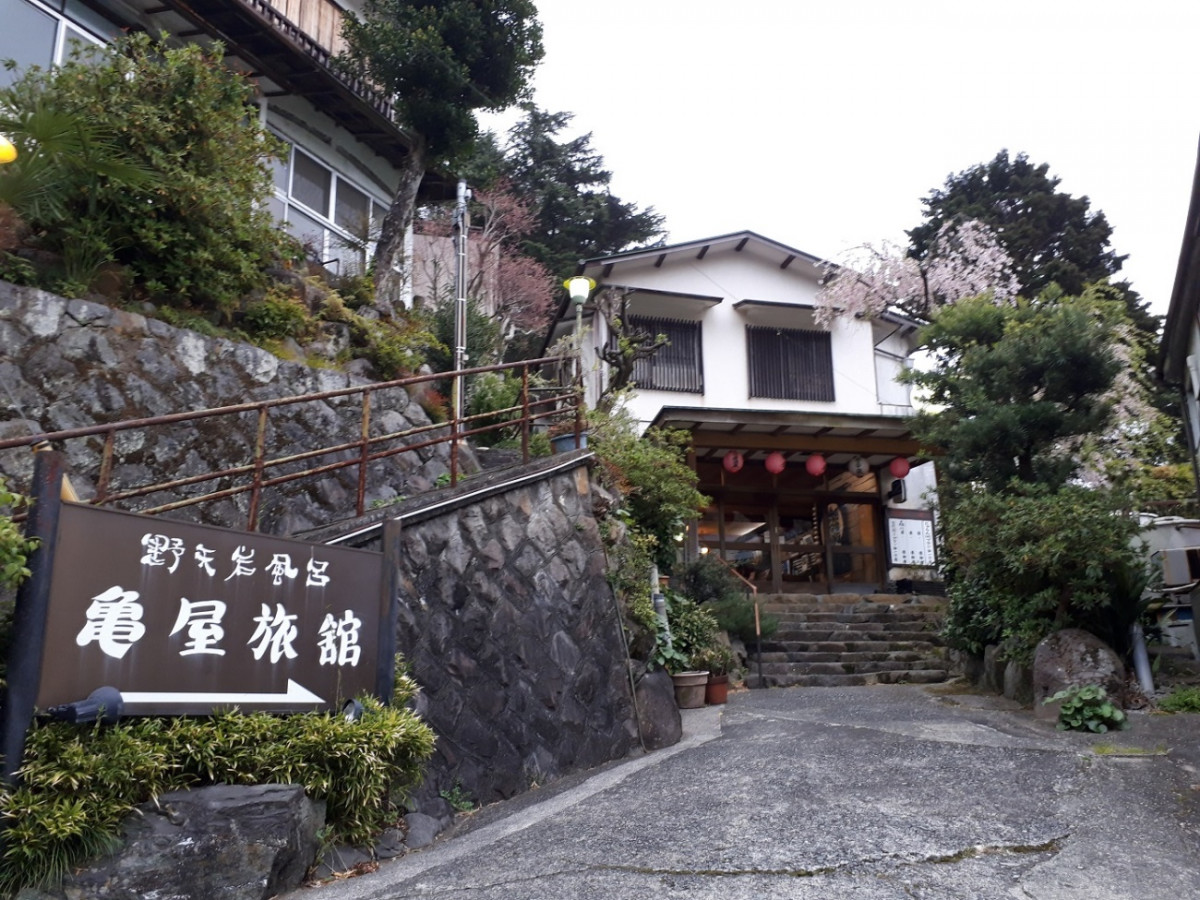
1131,622,1155,696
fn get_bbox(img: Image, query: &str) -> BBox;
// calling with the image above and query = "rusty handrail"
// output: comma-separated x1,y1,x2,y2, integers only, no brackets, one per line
0,356,583,531
707,551,765,688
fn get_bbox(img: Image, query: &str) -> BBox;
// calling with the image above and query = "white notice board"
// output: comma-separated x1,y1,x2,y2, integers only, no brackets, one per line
886,509,936,567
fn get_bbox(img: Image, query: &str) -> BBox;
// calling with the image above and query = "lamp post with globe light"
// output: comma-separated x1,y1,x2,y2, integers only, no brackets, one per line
563,276,594,373
562,276,594,447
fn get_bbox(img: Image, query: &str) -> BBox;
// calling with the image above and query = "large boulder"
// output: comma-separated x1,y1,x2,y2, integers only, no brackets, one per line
21,785,324,900
1032,628,1126,721
635,670,683,750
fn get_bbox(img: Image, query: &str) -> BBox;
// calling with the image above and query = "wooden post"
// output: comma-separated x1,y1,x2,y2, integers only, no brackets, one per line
1,449,65,786
375,518,403,704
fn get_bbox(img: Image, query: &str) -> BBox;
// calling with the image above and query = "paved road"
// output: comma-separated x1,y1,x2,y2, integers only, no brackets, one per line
284,684,1200,899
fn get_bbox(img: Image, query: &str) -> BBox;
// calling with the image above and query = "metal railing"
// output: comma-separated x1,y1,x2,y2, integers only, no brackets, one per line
0,356,583,531
708,553,765,687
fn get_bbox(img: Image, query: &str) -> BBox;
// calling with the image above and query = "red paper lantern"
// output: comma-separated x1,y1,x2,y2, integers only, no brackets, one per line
764,451,786,474
805,454,827,477
889,456,911,479
722,451,744,473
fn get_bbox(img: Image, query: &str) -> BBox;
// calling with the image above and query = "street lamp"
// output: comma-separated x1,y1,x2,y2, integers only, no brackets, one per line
563,276,595,358
562,276,595,439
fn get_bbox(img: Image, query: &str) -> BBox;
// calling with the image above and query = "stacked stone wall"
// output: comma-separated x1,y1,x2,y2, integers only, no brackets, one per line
0,281,461,534
353,460,639,806
1,278,640,836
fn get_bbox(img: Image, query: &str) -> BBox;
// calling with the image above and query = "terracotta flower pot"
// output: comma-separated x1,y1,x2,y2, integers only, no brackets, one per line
671,670,709,709
706,674,729,705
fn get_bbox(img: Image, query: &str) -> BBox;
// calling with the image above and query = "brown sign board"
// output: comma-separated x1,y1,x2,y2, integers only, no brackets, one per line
36,503,385,715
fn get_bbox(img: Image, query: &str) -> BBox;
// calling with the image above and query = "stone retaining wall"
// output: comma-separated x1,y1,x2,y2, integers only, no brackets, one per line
1,281,642,874
352,457,639,807
0,281,463,534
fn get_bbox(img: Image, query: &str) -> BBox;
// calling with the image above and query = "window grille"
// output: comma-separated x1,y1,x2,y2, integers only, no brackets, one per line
747,325,834,401
627,316,704,393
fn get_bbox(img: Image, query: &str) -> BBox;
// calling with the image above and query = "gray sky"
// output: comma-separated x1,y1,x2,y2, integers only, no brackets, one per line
483,0,1200,315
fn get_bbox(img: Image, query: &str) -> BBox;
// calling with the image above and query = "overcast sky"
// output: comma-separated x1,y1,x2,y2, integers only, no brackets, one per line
482,0,1200,315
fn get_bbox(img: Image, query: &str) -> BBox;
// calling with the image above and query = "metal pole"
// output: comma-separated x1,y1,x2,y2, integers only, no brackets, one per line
755,598,764,688
452,179,469,427
1,448,65,786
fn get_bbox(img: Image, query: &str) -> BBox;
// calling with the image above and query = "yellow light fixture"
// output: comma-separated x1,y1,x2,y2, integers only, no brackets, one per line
563,276,595,307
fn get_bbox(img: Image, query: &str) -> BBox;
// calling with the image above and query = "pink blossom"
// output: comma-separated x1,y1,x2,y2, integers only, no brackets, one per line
816,219,1018,325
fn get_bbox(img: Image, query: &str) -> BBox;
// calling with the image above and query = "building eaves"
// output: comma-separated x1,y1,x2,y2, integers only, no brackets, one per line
1161,138,1200,384
576,230,831,276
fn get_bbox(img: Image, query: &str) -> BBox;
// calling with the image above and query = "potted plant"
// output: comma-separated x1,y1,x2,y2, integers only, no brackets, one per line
547,409,588,452
693,645,736,705
658,593,719,709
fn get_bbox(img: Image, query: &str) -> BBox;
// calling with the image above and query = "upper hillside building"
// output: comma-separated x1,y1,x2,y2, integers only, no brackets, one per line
2,0,448,303
547,231,939,594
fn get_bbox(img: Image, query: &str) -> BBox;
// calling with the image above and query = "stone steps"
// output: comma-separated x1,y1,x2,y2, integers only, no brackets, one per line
748,592,948,689
763,629,940,646
755,650,934,665
749,669,950,689
758,640,942,655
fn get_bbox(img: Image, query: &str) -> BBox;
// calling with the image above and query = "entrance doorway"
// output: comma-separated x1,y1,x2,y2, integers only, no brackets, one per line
694,465,886,594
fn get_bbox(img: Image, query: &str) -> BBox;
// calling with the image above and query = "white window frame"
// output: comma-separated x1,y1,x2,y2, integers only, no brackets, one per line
270,138,389,277
7,0,108,74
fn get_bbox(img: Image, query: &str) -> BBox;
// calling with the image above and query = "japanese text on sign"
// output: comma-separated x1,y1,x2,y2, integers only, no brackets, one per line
74,532,359,668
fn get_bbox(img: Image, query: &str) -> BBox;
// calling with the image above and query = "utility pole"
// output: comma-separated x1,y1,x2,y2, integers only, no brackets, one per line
451,179,469,426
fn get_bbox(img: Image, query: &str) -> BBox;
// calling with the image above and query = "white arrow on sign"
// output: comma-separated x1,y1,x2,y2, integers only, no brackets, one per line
121,679,325,707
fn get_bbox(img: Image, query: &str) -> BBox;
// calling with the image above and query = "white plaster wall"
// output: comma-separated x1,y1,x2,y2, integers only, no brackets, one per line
587,244,899,428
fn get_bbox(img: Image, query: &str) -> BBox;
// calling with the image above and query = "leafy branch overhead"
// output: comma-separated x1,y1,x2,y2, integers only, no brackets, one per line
594,288,670,401
338,0,544,308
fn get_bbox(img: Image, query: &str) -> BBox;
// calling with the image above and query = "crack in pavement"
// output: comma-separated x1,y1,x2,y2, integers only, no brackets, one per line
361,837,1069,896
589,836,1067,880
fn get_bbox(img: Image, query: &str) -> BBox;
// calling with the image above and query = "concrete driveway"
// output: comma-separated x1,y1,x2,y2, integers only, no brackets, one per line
283,684,1200,899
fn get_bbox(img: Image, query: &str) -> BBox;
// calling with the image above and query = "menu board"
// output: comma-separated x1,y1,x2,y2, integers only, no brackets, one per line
886,509,936,567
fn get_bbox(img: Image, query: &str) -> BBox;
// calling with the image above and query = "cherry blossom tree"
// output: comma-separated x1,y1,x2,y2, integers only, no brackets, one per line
815,219,1018,325
415,181,555,336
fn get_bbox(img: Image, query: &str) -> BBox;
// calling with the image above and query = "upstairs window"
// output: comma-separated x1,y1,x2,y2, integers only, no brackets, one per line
269,142,388,276
628,316,704,393
1,0,111,89
747,325,834,401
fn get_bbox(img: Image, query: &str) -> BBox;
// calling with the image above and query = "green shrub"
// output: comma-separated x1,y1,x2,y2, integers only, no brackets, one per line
1046,684,1129,733
354,315,443,379
940,483,1142,664
707,595,778,644
0,478,36,592
0,681,434,894
664,593,718,668
0,33,290,311
242,289,311,340
1158,686,1200,714
466,371,523,446
589,400,708,572
674,556,777,643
